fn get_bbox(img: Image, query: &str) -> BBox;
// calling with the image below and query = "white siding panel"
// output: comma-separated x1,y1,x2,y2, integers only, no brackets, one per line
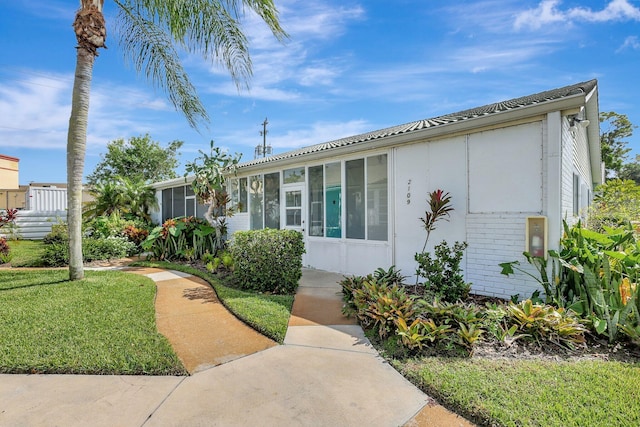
468,122,543,213
305,238,390,276
393,137,467,281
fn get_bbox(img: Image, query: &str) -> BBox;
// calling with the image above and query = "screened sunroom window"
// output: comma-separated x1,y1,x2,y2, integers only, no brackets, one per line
346,159,365,239
367,154,388,241
284,167,305,184
264,172,280,229
230,177,248,213
250,175,264,229
309,165,324,236
325,162,342,238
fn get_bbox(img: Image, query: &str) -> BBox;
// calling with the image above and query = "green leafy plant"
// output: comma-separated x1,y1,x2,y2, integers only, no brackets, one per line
184,140,241,225
229,229,305,294
419,190,454,252
0,238,12,264
143,216,222,261
501,220,640,343
0,209,18,262
505,299,587,349
415,241,471,302
373,265,407,285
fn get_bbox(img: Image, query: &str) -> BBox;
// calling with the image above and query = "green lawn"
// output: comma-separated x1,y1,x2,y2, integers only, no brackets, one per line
132,261,294,343
6,240,47,267
0,269,186,375
395,356,640,427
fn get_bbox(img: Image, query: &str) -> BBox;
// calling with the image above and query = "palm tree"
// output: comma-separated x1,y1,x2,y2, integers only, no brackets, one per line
67,0,287,279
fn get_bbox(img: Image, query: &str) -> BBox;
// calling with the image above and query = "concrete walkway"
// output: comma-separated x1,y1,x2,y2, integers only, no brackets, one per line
0,266,473,426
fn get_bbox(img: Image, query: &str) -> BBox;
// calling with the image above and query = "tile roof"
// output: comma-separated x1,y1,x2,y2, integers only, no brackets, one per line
239,79,597,169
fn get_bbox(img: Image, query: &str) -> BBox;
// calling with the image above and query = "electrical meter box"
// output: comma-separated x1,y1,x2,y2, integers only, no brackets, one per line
526,216,547,258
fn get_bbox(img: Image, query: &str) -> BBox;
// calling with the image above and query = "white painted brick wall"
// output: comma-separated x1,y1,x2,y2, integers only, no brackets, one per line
466,214,543,300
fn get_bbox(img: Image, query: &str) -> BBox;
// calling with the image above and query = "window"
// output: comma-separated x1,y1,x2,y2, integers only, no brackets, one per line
172,185,185,217
367,154,388,241
162,188,172,221
185,184,196,217
239,177,248,212
309,165,324,236
346,159,365,239
264,172,280,228
283,167,305,184
573,173,580,216
250,175,263,229
285,189,302,226
325,162,342,238
230,177,248,213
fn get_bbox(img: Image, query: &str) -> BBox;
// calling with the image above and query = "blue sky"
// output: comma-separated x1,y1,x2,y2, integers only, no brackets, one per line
1,0,639,185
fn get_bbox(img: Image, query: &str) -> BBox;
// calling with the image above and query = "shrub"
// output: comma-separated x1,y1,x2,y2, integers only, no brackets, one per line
122,224,149,254
41,236,135,267
229,229,305,294
43,222,69,245
415,241,471,302
0,237,12,264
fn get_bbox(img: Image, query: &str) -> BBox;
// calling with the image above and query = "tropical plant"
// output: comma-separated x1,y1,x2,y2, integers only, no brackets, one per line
0,238,12,264
65,0,287,280
415,241,471,302
184,140,242,225
84,178,157,223
143,216,219,261
0,208,18,230
501,220,640,343
419,189,454,253
0,208,18,263
504,299,587,350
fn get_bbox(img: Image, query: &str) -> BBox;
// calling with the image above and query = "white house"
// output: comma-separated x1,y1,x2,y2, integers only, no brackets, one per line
152,80,601,299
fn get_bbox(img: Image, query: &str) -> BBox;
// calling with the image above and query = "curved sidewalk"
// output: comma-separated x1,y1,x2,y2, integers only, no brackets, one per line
0,267,473,426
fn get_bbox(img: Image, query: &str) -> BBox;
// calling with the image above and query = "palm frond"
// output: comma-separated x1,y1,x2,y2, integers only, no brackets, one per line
115,1,209,129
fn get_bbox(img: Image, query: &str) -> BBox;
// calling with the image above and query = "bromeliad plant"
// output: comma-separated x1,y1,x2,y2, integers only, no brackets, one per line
143,216,222,261
501,220,640,344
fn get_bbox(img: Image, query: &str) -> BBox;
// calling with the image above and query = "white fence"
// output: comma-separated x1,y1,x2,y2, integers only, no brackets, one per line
0,210,67,240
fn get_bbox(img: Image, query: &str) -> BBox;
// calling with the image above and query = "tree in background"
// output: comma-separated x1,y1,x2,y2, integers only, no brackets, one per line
87,134,183,186
588,179,640,232
66,0,287,280
600,111,636,179
620,154,640,185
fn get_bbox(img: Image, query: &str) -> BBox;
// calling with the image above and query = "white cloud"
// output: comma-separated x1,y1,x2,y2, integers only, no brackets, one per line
617,35,640,51
0,71,176,151
515,0,640,30
219,119,372,153
270,119,372,149
195,1,364,102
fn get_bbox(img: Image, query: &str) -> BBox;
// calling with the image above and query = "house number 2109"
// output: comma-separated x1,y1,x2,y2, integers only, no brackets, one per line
406,179,411,204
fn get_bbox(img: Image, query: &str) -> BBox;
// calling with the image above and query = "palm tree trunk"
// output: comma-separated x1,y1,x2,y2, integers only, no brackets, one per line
67,48,94,280
67,0,106,280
